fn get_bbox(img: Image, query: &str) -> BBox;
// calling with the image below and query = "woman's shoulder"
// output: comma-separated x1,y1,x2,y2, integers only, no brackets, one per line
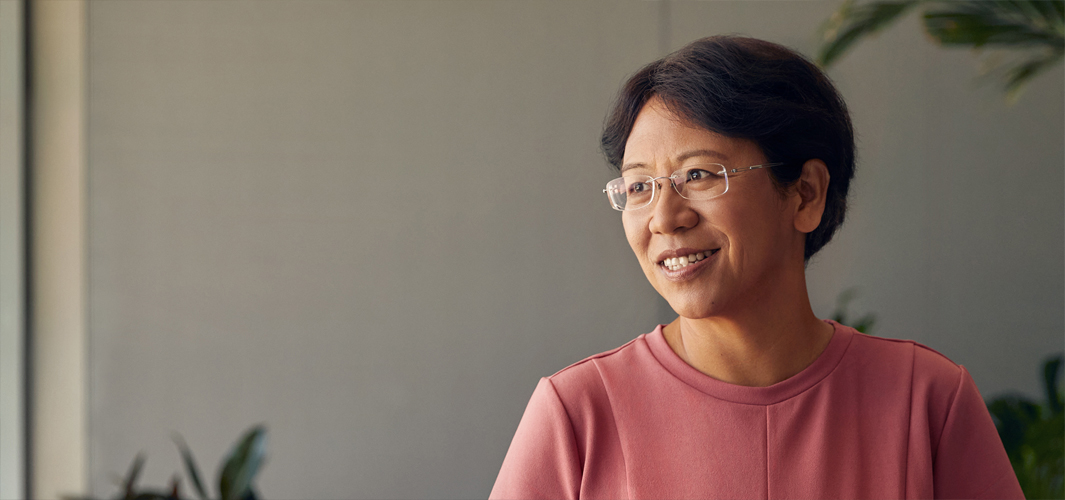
542,329,662,403
842,327,969,405
846,329,964,378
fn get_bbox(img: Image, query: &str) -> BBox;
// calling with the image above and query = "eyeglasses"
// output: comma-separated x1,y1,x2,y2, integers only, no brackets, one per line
603,163,783,211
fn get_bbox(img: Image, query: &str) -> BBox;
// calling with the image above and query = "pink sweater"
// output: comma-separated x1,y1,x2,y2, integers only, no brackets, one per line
490,321,1023,499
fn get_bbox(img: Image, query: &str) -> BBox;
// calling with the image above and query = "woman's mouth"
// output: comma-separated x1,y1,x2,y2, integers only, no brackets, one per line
659,249,719,271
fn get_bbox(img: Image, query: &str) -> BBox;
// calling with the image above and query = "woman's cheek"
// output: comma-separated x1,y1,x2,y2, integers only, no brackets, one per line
621,215,648,254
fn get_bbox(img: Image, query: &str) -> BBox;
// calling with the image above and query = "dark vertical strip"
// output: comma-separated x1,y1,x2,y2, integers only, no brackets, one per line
21,0,34,497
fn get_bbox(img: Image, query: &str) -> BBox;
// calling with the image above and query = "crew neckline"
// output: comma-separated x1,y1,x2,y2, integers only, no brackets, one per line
645,320,854,405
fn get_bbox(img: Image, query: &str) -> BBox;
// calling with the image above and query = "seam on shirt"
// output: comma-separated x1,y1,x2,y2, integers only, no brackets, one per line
653,333,855,407
764,405,770,500
938,366,1007,498
591,359,630,499
770,329,856,403
934,366,965,457
550,335,645,378
857,334,958,363
718,326,856,407
902,342,914,497
545,376,583,498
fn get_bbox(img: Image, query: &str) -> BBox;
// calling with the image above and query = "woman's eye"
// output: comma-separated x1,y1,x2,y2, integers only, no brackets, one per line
628,182,649,194
685,168,724,182
687,169,710,181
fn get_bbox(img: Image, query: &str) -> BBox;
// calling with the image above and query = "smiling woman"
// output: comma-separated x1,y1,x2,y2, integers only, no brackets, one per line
490,36,1023,499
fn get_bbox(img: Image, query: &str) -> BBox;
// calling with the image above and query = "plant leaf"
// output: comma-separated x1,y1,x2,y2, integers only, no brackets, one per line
167,473,181,500
818,0,922,67
1043,354,1063,413
987,394,1041,460
923,1,1065,49
853,313,877,335
919,0,1064,100
830,288,877,335
172,433,209,500
130,493,171,500
218,425,268,500
1002,50,1064,102
123,453,147,500
1016,410,1065,498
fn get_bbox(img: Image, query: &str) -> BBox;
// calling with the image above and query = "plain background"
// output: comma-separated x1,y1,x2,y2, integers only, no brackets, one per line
77,1,1064,498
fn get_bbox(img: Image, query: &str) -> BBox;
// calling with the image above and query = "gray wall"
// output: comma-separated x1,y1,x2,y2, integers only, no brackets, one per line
86,1,1063,498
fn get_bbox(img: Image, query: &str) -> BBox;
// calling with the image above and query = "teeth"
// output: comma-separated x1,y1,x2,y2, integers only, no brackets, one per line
661,251,715,271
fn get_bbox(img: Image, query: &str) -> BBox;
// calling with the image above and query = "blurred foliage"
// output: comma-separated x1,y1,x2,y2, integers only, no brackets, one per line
68,425,267,500
987,355,1064,499
830,288,877,334
818,0,1065,101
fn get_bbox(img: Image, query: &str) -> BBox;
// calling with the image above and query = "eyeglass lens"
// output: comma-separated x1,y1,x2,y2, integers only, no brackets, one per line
605,164,728,211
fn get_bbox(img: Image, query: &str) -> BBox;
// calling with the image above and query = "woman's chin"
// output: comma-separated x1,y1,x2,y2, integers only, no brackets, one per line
662,292,727,320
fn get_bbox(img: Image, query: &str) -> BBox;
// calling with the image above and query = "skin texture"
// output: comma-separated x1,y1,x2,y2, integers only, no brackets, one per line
622,98,834,387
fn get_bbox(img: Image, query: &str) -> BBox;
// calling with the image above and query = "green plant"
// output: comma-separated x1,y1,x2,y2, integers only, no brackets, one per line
817,0,1065,101
70,425,268,500
986,354,1064,499
830,288,877,334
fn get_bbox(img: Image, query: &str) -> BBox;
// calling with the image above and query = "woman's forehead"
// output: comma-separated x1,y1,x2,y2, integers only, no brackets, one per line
622,100,760,171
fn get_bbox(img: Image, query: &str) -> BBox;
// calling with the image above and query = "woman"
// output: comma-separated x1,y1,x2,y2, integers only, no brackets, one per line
490,36,1022,499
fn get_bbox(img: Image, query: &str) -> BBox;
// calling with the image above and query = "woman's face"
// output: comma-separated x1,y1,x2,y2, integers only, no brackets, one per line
621,98,805,319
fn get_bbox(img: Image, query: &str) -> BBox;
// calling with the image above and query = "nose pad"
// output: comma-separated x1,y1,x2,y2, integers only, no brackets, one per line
654,176,684,203
651,175,685,202
668,178,683,198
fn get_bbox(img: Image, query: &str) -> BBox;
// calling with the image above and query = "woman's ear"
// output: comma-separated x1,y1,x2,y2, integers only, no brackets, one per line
794,159,830,234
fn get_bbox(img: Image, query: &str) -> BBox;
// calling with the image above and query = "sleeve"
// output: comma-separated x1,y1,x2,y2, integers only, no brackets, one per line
933,367,1025,499
489,377,582,500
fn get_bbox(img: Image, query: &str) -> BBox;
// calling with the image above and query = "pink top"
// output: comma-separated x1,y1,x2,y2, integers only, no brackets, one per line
490,321,1023,499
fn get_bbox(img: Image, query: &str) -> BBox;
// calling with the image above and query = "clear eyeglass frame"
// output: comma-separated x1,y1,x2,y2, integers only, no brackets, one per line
603,163,784,212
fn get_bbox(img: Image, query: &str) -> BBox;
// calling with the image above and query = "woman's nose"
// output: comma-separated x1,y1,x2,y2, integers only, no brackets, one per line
648,180,698,234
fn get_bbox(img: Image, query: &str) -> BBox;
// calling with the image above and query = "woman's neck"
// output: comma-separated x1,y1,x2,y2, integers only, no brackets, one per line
662,280,834,388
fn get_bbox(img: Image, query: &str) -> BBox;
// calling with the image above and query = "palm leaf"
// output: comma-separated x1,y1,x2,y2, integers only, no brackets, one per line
172,433,209,500
130,494,171,500
1043,354,1063,414
921,0,1064,97
818,0,923,67
1002,50,1064,102
817,0,1064,100
923,1,1065,49
218,425,268,500
168,474,181,500
122,453,147,500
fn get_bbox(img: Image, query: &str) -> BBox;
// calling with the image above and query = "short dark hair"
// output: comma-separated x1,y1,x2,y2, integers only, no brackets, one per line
601,35,855,261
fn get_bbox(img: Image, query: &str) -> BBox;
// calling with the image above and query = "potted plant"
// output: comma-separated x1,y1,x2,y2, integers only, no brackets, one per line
70,425,267,500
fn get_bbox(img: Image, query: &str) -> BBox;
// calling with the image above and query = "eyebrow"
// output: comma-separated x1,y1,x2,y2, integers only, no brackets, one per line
620,149,730,173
